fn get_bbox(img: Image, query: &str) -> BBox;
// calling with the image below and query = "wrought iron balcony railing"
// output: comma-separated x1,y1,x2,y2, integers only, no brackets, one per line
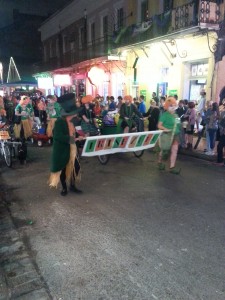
34,36,112,73
112,0,223,48
34,0,223,74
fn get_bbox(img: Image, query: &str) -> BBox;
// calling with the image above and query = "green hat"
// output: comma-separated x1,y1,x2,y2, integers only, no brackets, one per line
57,93,81,116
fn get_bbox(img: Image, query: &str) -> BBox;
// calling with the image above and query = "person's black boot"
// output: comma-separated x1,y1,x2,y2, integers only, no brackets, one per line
61,183,68,196
70,185,82,194
61,187,67,196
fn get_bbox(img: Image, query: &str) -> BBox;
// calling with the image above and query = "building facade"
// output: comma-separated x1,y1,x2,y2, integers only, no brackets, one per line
35,0,225,106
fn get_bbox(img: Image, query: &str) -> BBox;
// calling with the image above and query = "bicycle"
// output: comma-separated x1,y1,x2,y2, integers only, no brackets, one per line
0,128,12,167
94,116,145,165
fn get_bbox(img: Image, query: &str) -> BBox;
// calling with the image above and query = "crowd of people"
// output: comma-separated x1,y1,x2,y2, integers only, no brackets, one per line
0,90,225,193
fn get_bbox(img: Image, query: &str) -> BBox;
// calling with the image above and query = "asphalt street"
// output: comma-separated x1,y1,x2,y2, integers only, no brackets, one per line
0,145,225,300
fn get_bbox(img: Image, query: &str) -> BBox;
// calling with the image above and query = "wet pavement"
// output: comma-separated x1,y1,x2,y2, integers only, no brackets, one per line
0,138,224,299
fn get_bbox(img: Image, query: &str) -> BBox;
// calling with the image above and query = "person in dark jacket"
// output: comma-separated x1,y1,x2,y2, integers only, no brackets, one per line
118,95,143,133
49,93,83,196
143,100,160,131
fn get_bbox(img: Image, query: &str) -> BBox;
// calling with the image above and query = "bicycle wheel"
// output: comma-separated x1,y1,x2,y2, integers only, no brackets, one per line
98,155,110,165
3,144,12,167
133,150,144,158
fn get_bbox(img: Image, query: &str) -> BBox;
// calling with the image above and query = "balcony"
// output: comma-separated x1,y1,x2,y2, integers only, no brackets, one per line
34,36,112,74
112,0,223,48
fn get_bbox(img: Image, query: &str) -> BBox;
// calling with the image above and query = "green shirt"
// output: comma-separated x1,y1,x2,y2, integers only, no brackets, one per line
15,104,30,120
26,103,34,117
46,102,61,118
159,111,181,135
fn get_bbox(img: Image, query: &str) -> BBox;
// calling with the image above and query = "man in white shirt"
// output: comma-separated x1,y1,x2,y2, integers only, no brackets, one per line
196,88,206,128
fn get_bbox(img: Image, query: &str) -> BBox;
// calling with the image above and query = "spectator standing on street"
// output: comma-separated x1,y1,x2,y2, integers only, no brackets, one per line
205,102,219,155
138,95,146,114
176,100,187,148
152,92,159,106
183,101,196,150
109,96,116,111
0,96,6,123
4,96,15,123
215,99,225,166
196,89,206,125
204,100,213,153
37,97,47,125
159,96,166,115
117,96,123,110
143,100,160,131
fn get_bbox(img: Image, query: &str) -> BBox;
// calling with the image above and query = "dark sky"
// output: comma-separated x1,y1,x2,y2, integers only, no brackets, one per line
0,0,72,28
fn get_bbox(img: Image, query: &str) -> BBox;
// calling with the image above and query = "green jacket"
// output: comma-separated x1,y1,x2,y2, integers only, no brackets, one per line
51,118,70,172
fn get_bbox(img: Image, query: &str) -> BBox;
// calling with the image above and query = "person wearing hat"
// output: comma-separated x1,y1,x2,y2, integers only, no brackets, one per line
80,95,100,137
118,95,143,133
46,95,62,138
49,93,83,196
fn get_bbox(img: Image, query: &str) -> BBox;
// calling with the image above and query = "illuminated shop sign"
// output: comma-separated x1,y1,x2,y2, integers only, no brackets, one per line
37,77,53,89
53,74,71,86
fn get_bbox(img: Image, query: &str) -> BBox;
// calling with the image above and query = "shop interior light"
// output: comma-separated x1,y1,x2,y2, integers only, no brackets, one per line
54,74,71,86
88,67,105,85
38,77,53,89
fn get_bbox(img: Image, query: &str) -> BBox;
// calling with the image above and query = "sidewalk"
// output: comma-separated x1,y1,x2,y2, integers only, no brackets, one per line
0,188,51,300
179,135,219,162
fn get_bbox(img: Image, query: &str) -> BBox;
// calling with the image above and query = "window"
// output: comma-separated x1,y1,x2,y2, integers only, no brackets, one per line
117,7,124,30
91,22,95,45
43,45,47,62
141,0,148,22
49,41,53,58
191,63,208,77
63,35,68,53
79,27,85,49
56,39,59,57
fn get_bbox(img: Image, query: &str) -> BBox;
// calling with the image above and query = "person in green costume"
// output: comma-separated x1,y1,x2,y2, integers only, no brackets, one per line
118,95,143,133
14,96,33,140
48,93,83,196
46,95,62,138
157,96,181,174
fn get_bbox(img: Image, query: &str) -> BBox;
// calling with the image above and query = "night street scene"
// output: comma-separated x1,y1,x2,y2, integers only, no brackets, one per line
0,1,225,299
